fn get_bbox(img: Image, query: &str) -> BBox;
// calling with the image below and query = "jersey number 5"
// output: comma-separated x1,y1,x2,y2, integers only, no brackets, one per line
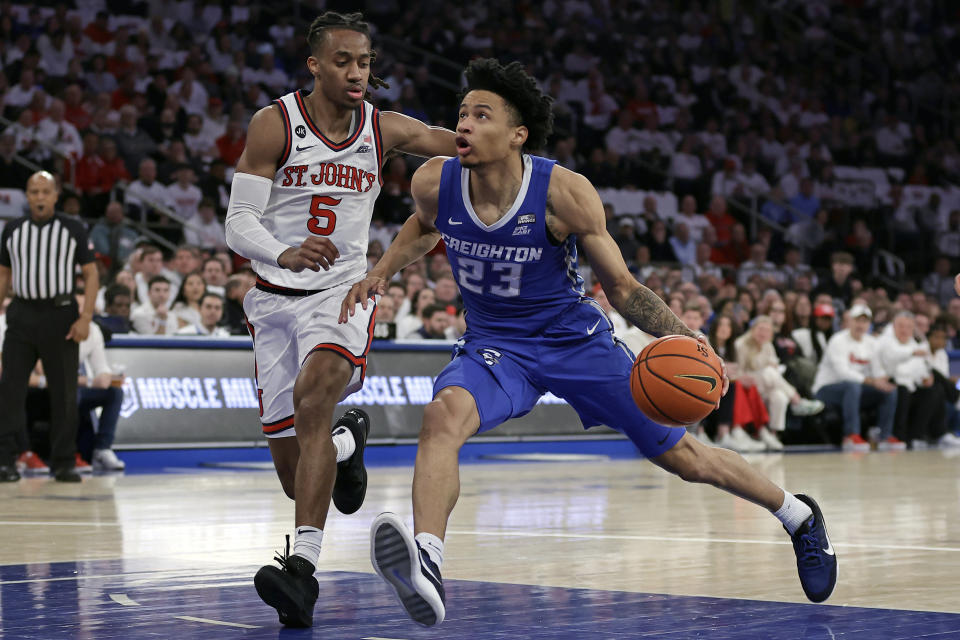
307,195,340,236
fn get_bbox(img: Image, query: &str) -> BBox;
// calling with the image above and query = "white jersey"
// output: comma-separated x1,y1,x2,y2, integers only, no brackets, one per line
253,90,383,291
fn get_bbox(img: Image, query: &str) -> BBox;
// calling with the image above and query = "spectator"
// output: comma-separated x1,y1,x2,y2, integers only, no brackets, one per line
793,303,835,365
201,256,227,296
737,243,780,287
183,198,226,250
674,195,711,243
113,105,157,175
736,315,825,450
922,256,956,309
176,292,228,336
165,165,202,221
604,111,641,157
168,68,208,116
878,312,945,449
761,186,792,228
216,119,246,166
433,275,459,310
813,251,855,311
130,275,177,335
711,157,744,199
787,178,820,221
398,287,436,339
96,137,131,194
644,219,678,263
171,271,206,329
812,304,902,452
75,311,125,471
95,283,133,335
444,306,467,341
415,303,450,340
613,217,641,263
669,223,696,265
222,271,255,335
124,158,169,222
89,202,139,267
34,99,82,158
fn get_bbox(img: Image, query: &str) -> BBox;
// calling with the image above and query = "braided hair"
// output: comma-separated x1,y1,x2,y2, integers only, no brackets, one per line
460,58,554,152
306,11,388,94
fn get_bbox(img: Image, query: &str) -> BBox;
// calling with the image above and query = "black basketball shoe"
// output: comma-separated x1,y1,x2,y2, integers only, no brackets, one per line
254,536,319,627
332,408,370,514
788,494,838,603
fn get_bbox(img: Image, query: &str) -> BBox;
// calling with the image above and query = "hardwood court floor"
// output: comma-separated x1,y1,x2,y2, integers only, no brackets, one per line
1,447,959,638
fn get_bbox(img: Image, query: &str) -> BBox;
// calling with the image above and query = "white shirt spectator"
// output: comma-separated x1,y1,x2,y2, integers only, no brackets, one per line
811,329,885,392
739,169,771,197
737,259,784,286
877,325,929,392
605,125,642,156
35,117,83,159
635,127,674,155
699,130,727,158
875,122,911,156
79,322,112,382
168,78,209,116
669,152,702,180
165,182,203,220
125,180,170,215
669,235,697,265
711,170,745,198
183,215,227,250
673,212,712,244
36,34,75,78
5,83,37,109
131,302,179,335
792,327,828,361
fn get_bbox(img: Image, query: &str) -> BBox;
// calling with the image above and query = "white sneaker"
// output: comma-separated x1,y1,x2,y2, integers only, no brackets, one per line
938,433,960,448
758,427,785,451
692,428,714,445
371,512,446,627
911,439,929,450
720,427,766,452
92,449,126,471
790,398,825,417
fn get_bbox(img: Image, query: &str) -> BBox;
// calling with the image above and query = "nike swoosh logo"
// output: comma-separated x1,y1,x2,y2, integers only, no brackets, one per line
296,144,315,151
419,553,441,584
823,536,835,556
448,218,462,225
674,374,717,392
657,431,672,445
586,319,602,335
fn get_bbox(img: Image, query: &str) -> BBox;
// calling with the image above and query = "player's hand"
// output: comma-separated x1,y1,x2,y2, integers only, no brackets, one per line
278,237,340,273
66,317,91,343
696,334,729,407
338,274,387,324
955,273,960,297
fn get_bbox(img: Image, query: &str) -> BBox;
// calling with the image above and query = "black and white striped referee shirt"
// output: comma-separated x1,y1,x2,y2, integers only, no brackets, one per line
0,213,95,300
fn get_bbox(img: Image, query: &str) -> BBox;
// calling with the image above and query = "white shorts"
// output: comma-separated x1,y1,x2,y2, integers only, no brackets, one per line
243,278,377,438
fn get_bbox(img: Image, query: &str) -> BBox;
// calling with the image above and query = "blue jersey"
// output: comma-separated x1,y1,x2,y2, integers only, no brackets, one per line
434,154,585,337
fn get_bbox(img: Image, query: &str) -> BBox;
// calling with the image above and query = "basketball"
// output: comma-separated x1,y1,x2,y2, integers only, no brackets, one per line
630,335,723,427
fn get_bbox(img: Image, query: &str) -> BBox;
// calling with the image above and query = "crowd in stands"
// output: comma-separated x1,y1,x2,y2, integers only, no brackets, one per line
3,2,960,452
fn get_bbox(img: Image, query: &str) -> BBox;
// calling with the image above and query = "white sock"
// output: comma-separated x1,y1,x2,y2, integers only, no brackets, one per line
773,491,814,535
292,526,323,567
415,532,445,569
332,426,356,463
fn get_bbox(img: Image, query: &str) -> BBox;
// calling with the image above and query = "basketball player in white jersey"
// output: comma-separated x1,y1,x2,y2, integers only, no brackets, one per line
224,12,456,627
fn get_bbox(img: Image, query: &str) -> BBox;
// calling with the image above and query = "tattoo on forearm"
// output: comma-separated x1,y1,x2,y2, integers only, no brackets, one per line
621,285,696,338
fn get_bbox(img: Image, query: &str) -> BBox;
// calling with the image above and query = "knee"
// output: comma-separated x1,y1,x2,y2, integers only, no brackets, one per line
661,440,717,484
420,399,470,448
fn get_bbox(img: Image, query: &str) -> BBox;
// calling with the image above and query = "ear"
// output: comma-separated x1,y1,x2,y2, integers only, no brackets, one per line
513,125,528,149
306,55,321,77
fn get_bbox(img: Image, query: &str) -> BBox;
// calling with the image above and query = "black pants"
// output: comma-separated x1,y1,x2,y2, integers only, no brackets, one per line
0,298,79,470
894,384,947,443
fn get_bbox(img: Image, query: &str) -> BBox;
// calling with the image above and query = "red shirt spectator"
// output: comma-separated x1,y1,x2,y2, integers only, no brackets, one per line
216,121,246,166
706,195,737,245
83,12,114,45
71,133,105,193
714,223,751,266
97,138,131,193
63,85,92,130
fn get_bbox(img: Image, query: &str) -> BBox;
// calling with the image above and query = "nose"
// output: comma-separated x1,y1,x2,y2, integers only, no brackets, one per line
456,119,471,134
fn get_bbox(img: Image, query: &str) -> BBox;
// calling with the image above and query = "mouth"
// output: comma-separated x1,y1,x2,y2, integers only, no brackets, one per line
455,135,471,156
347,86,364,99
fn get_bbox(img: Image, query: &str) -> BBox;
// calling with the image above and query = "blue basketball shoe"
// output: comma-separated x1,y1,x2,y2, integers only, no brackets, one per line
789,494,838,603
371,512,446,626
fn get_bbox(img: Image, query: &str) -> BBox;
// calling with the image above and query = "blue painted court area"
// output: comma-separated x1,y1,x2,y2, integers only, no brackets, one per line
0,559,957,639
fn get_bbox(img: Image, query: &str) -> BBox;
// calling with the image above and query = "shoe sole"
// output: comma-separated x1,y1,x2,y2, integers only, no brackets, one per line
254,565,313,628
370,513,444,627
333,409,370,515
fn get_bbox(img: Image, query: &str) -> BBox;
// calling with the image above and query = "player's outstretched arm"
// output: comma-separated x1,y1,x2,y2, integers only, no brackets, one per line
226,106,339,273
338,158,444,323
549,167,730,400
379,111,457,158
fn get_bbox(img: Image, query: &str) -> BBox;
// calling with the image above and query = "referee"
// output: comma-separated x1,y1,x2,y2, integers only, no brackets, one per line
0,171,99,482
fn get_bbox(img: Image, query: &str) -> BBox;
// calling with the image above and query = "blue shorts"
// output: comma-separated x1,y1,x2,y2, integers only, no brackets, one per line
433,298,686,459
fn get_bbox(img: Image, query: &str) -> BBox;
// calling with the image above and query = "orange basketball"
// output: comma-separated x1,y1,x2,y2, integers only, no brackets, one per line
630,335,723,426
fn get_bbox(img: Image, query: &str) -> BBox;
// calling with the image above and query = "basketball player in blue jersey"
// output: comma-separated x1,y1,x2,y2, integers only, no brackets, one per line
225,12,457,628
340,59,837,627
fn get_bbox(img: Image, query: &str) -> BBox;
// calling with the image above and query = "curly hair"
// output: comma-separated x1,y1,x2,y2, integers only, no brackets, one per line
460,58,554,152
306,11,387,93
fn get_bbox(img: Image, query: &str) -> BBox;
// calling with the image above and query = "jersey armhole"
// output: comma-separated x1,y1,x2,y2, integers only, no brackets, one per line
274,99,292,168
372,107,384,186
